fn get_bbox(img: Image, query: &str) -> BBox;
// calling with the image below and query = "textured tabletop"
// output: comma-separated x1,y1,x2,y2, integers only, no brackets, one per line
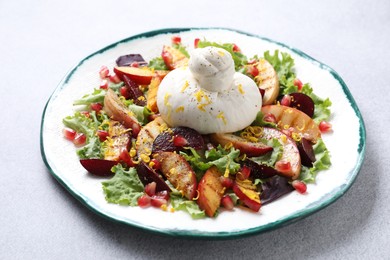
1,0,389,259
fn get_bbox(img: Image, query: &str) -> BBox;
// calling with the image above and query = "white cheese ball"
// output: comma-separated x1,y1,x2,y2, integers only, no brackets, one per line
156,47,262,134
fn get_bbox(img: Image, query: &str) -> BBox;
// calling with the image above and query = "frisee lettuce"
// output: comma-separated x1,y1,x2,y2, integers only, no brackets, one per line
170,191,205,219
102,165,144,206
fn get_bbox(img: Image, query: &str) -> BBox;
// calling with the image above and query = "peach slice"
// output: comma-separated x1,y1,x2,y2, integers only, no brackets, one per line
136,117,166,157
255,59,279,105
114,66,155,85
210,133,273,157
154,152,197,200
233,178,261,212
161,45,189,70
261,105,321,142
197,166,224,217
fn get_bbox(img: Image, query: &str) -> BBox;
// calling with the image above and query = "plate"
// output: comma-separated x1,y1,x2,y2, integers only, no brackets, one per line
40,28,366,239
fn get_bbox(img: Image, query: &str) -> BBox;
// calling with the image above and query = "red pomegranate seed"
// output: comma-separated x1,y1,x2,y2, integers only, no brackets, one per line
171,36,181,44
294,78,303,91
80,111,90,118
263,113,277,124
130,62,139,68
292,180,307,194
150,158,161,170
275,160,291,174
138,194,151,208
108,72,121,84
237,166,251,180
73,133,87,147
120,86,130,99
280,94,292,107
220,176,234,189
150,197,168,208
90,103,103,113
221,195,235,210
119,148,135,167
173,135,188,147
100,79,108,90
319,121,332,133
153,190,170,201
96,130,109,142
99,66,109,79
144,182,157,197
247,65,259,77
232,43,241,52
194,38,200,48
63,128,76,141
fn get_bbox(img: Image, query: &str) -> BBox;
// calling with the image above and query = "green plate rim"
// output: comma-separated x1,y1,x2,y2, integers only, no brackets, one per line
40,27,366,240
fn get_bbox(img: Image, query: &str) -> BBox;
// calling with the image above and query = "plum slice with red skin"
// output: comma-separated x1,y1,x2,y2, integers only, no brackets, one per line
79,159,118,177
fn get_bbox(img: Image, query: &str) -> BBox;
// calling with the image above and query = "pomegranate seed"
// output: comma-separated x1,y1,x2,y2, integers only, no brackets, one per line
100,79,108,89
275,160,291,174
247,65,259,77
73,133,87,147
150,197,167,208
194,38,200,48
280,94,292,107
130,62,139,68
138,194,151,208
96,130,109,142
144,182,157,197
90,103,103,113
119,148,135,167
120,86,130,99
237,166,251,180
99,66,109,79
108,72,121,84
294,78,303,91
150,158,161,170
232,43,241,52
319,121,332,133
221,195,235,210
63,128,76,141
220,176,234,189
154,190,170,201
80,111,90,117
292,180,307,194
171,36,181,44
263,113,277,124
173,135,188,147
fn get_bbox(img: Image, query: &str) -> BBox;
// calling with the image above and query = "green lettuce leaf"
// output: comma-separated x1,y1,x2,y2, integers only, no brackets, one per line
127,104,152,125
250,138,283,167
299,139,331,183
170,191,205,219
102,165,144,206
173,43,190,58
263,50,295,89
148,56,168,70
73,89,106,106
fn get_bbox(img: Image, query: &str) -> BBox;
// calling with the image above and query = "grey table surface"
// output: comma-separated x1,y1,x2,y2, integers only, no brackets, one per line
1,0,389,259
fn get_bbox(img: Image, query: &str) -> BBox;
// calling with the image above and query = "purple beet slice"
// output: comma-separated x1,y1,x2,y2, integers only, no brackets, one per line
152,127,205,153
122,74,146,106
241,159,278,179
289,92,315,118
136,162,171,192
79,159,118,177
116,54,148,67
298,137,316,167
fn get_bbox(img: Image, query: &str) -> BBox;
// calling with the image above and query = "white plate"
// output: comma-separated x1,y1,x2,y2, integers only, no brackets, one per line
40,28,366,238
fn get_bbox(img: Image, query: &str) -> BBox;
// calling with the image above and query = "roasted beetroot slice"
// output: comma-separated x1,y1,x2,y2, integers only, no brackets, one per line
79,159,118,177
136,162,171,192
260,175,294,205
242,159,278,179
116,54,148,67
298,138,316,167
152,127,204,153
122,74,146,106
289,92,315,118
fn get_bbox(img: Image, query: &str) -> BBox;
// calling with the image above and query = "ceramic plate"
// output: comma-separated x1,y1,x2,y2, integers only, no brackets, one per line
40,28,366,239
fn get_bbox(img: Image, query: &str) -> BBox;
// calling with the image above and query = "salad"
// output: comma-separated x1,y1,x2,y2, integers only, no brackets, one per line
62,35,332,219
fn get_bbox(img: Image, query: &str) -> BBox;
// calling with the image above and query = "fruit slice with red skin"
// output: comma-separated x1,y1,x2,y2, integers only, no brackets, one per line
113,66,154,85
136,117,167,157
79,159,118,177
104,120,131,161
221,195,235,210
261,127,301,179
261,105,321,142
197,166,225,217
104,89,141,137
255,59,279,105
233,178,261,212
136,162,171,193
122,74,146,106
209,133,273,157
154,152,197,200
161,45,189,70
